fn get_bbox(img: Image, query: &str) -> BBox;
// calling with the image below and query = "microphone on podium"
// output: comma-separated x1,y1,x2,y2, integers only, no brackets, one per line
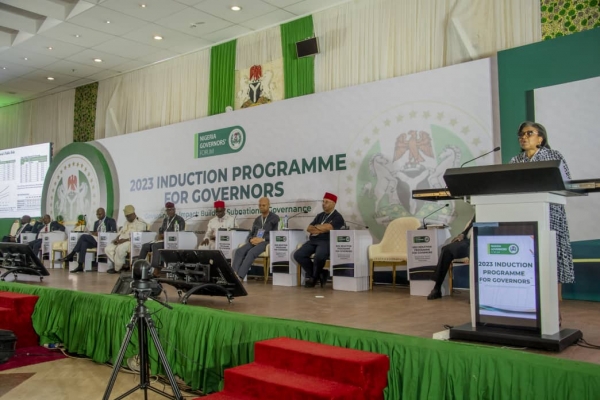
460,146,501,168
283,210,309,229
185,213,199,221
420,203,449,229
341,220,369,230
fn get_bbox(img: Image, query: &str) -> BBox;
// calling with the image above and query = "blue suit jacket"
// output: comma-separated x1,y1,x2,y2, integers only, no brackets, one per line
93,217,117,232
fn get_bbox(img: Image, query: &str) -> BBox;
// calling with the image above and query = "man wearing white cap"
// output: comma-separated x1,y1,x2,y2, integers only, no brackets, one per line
294,192,345,288
105,205,147,274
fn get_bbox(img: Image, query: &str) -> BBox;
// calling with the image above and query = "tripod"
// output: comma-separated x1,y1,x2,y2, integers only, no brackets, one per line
103,289,183,400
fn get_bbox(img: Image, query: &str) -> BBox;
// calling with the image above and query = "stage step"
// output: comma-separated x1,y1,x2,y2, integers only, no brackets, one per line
202,337,389,400
0,291,38,318
255,337,389,396
0,292,39,348
223,363,362,400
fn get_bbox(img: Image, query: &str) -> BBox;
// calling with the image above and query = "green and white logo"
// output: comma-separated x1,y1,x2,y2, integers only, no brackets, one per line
195,126,246,158
488,243,519,255
343,101,492,240
413,236,430,243
42,142,117,225
337,236,351,242
276,236,287,242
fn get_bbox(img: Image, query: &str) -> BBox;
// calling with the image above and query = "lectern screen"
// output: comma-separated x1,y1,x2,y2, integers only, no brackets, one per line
473,221,541,331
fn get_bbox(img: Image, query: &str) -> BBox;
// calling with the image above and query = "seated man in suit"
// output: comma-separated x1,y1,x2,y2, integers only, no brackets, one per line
232,197,279,280
427,217,474,300
28,214,66,257
294,192,345,288
199,200,238,249
136,202,186,273
2,215,35,242
105,205,147,274
59,208,117,273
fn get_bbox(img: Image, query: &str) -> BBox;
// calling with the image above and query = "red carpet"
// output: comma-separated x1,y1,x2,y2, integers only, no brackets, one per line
203,337,389,400
0,346,66,372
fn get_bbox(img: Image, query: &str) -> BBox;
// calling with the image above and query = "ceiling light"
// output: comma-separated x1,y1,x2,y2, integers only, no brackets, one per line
153,35,163,40
48,46,53,50
94,58,103,63
2,67,6,70
75,34,80,38
47,77,55,81
141,4,146,7
23,57,28,61
106,20,111,24
231,6,241,11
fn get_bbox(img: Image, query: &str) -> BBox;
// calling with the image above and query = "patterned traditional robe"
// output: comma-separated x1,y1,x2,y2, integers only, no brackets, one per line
510,147,574,283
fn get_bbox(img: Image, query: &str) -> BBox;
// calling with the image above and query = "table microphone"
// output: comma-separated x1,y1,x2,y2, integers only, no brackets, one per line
341,220,369,230
283,210,309,228
421,203,449,229
460,146,500,168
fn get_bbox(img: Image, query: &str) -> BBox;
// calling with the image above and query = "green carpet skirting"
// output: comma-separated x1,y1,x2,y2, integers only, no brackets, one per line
1,282,599,399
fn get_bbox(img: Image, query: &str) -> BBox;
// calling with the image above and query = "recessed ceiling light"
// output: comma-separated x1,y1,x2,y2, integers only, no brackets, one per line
153,35,163,40
23,57,28,61
2,67,6,70
231,6,241,11
141,4,146,7
75,34,80,38
48,46,53,50
106,20,111,24
94,58,103,63
47,77,55,81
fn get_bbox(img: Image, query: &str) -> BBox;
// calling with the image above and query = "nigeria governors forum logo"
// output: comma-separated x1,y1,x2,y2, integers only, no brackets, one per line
42,142,117,225
343,101,492,240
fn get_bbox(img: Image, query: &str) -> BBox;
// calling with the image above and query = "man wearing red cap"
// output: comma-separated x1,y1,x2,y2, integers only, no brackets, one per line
294,192,345,287
136,202,186,273
199,200,238,249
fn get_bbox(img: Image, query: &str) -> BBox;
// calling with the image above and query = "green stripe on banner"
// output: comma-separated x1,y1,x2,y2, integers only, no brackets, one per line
209,40,237,116
281,15,315,99
497,28,600,162
2,282,600,398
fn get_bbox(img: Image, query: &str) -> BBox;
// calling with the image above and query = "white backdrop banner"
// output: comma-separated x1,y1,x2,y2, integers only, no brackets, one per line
44,58,495,241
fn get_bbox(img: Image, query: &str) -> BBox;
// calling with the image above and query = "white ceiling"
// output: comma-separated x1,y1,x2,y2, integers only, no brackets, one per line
0,0,349,107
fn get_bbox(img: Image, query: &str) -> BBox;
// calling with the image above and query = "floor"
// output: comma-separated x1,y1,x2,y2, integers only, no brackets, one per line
0,268,599,399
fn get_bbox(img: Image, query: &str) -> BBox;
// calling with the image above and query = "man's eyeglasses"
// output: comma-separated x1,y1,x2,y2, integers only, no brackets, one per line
518,130,537,138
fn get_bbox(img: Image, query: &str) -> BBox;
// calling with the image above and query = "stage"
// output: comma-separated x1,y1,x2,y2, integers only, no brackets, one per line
0,269,599,398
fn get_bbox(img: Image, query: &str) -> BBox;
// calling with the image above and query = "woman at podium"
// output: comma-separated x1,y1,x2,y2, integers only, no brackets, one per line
509,121,574,288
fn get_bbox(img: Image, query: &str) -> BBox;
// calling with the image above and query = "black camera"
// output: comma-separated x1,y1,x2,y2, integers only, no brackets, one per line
131,259,162,297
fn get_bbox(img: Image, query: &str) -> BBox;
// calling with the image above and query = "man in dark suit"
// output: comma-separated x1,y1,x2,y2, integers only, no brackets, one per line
2,215,35,242
59,207,117,273
28,214,66,256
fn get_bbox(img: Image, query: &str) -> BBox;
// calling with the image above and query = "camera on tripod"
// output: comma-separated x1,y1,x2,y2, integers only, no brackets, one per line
130,259,162,298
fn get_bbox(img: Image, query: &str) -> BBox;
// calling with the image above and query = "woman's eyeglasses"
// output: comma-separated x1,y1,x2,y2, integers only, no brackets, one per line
517,130,537,138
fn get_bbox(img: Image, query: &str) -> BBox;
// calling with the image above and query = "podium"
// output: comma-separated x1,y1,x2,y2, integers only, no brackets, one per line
330,230,372,291
164,232,198,250
19,232,37,245
217,230,248,260
270,229,306,286
97,232,118,272
406,228,451,296
130,232,157,259
443,161,584,351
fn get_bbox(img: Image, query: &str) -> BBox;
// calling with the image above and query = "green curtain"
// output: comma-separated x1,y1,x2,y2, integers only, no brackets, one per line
541,0,600,40
73,82,98,142
208,40,237,116
2,282,600,398
280,16,315,99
